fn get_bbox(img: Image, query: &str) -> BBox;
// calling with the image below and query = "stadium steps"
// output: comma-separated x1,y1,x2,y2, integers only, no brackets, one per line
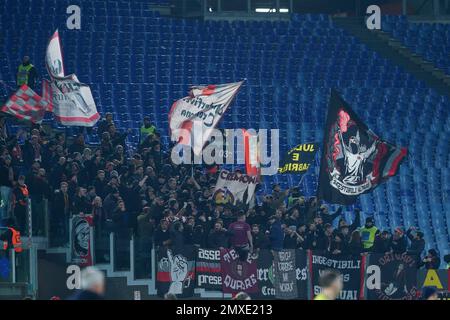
38,234,158,299
0,283,28,300
332,17,450,98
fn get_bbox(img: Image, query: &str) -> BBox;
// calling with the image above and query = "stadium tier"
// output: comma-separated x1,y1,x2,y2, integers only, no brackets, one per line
0,0,448,259
382,15,450,75
1,1,450,303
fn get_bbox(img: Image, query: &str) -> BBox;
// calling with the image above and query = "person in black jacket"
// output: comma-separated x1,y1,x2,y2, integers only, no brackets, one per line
51,182,72,245
348,230,364,256
285,208,301,229
391,228,407,253
406,227,425,264
170,221,185,255
330,232,348,256
305,222,326,251
283,226,301,249
93,170,107,199
49,156,67,190
251,224,270,251
0,155,14,219
135,207,155,278
154,219,171,248
108,124,129,148
97,113,114,136
207,220,228,249
22,136,41,168
119,179,142,223
319,205,343,225
418,249,441,269
112,200,131,270
373,231,392,254
72,187,91,216
27,168,50,236
12,175,29,234
68,134,86,155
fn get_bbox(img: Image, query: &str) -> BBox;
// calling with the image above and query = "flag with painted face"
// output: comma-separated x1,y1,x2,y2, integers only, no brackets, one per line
318,90,407,205
46,29,65,78
169,81,244,155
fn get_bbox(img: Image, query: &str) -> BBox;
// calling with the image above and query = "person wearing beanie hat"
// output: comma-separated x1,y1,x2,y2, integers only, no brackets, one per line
421,286,439,300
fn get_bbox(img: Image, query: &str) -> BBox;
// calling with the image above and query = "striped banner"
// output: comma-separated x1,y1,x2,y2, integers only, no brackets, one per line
1,85,48,123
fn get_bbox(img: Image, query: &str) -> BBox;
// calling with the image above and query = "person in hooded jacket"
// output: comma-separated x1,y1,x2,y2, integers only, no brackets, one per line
406,227,425,264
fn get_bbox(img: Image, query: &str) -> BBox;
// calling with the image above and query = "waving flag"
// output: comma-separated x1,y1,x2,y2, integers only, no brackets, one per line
1,85,48,124
318,90,407,205
213,170,257,205
169,81,244,155
43,75,99,127
46,30,65,78
278,142,318,174
43,30,99,127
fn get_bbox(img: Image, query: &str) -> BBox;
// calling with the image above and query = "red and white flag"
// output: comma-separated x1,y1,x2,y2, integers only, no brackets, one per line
43,30,99,127
169,81,244,155
43,75,100,127
46,29,65,79
1,85,49,124
243,129,260,177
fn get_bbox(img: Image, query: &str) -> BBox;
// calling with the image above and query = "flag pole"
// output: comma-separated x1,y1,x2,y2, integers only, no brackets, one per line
297,174,307,188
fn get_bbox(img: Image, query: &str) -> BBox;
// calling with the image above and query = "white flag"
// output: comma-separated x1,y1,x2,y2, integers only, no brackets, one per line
44,74,100,127
46,30,65,78
44,30,99,127
213,170,257,205
169,81,243,155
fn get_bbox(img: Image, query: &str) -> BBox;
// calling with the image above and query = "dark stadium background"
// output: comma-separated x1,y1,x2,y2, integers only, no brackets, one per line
0,0,448,300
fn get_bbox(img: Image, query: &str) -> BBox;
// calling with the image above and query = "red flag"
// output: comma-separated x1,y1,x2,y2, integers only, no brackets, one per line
1,85,48,124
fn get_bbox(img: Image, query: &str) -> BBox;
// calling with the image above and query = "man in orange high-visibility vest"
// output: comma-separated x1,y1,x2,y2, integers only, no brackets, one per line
8,227,22,253
0,224,22,253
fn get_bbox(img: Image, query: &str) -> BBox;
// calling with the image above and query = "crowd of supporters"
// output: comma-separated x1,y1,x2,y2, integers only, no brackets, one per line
0,113,443,270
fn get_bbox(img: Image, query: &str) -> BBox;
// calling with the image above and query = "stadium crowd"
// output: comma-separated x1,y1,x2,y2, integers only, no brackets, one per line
0,112,442,271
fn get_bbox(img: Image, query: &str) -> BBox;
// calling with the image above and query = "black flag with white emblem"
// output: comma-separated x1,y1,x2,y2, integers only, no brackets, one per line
318,90,407,205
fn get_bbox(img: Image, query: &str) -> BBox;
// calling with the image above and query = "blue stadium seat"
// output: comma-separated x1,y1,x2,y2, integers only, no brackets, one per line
0,2,449,259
